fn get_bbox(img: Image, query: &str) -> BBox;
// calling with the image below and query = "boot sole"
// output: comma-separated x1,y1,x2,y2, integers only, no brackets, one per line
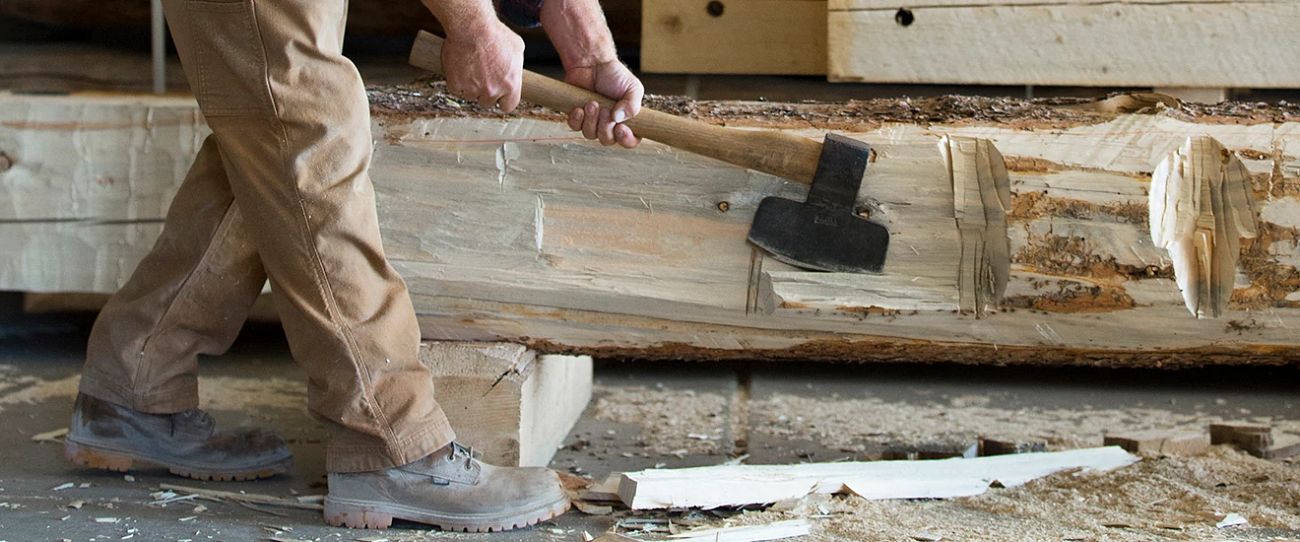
323,494,571,532
65,440,291,482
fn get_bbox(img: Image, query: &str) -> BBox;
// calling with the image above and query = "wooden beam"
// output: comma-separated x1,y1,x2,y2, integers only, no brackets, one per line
641,0,826,75
418,342,592,467
828,0,1300,87
4,91,1300,365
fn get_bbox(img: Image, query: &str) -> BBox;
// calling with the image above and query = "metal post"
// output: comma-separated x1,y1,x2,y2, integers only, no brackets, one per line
151,0,166,94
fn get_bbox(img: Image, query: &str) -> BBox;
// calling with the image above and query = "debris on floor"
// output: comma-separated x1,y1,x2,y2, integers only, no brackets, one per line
31,426,68,443
158,483,324,512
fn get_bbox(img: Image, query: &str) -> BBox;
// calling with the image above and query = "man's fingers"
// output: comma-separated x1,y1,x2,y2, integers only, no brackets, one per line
499,87,522,113
597,107,616,146
614,124,639,149
581,101,600,140
568,107,585,131
614,84,645,123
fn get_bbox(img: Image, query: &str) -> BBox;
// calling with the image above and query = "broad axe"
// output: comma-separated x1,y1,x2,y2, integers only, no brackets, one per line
409,31,888,273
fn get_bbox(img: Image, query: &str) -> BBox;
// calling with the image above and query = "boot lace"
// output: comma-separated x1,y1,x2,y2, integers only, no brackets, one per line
445,441,480,471
172,409,215,437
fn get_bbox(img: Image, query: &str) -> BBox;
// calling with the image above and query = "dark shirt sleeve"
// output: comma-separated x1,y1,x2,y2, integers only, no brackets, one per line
495,0,545,28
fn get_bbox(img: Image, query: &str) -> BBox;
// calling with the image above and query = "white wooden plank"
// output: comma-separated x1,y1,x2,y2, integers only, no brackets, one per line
618,446,1138,509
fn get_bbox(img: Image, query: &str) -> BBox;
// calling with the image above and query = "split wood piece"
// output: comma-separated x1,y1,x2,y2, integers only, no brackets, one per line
158,483,323,511
1103,431,1210,456
1153,87,1230,105
978,437,1046,456
418,342,592,467
641,0,826,76
7,93,1300,365
1150,136,1258,319
940,135,1011,316
578,473,624,504
1210,422,1274,456
617,446,1138,510
827,1,1300,87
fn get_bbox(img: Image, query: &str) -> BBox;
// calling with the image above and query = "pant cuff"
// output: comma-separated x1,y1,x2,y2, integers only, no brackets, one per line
78,368,200,414
325,416,457,473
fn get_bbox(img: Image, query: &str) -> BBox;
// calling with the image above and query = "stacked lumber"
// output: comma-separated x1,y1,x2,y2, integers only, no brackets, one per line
3,88,1300,365
640,0,1300,90
641,0,827,75
827,0,1300,88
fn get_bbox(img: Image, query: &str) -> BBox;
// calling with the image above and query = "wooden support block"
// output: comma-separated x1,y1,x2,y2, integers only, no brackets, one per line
1209,423,1274,456
978,437,1046,456
418,342,592,467
1103,431,1210,456
642,0,826,75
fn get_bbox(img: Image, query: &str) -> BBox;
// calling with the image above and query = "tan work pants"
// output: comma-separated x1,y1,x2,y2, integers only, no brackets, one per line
77,0,455,473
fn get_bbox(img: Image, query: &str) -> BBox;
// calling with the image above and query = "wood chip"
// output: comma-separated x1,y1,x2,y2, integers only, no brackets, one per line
573,500,614,515
31,427,69,443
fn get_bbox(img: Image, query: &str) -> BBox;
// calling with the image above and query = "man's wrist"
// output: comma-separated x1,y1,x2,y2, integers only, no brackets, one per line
422,0,501,39
539,0,618,69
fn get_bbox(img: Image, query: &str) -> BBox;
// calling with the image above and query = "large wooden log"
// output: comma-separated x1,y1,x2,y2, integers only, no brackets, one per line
3,88,1300,366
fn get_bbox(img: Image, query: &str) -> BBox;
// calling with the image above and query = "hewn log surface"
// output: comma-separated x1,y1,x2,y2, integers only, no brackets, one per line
3,86,1300,366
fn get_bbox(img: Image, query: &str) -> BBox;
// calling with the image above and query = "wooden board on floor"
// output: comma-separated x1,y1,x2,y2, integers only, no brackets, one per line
4,91,1300,365
827,0,1300,87
418,342,592,467
641,0,826,75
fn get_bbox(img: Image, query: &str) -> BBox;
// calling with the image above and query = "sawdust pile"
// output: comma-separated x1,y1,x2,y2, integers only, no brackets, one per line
592,385,728,455
753,393,1300,453
593,384,1300,457
0,365,305,412
725,447,1300,542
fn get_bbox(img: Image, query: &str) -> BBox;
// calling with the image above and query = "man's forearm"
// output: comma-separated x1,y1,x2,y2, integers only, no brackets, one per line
421,0,499,37
539,0,618,69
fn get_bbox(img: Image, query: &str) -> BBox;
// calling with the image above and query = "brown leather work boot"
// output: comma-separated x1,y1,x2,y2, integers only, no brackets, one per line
324,442,570,532
65,393,292,481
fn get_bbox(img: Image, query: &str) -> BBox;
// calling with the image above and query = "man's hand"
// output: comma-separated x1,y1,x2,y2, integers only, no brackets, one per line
540,0,643,149
440,20,525,112
564,61,643,149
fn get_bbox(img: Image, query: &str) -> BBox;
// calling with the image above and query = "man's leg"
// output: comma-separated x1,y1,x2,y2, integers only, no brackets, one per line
159,0,451,472
157,0,568,530
70,136,294,481
79,137,266,413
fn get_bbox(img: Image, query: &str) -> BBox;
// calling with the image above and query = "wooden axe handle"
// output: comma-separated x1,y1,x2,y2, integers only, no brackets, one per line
409,30,822,185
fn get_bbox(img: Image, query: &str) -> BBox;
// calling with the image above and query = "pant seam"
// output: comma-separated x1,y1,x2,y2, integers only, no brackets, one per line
248,2,400,449
131,199,239,396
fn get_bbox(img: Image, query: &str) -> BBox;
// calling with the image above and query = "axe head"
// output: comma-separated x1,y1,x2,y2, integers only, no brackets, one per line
747,133,889,273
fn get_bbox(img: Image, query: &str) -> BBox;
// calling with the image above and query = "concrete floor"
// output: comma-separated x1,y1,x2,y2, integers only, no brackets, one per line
1,296,1298,541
